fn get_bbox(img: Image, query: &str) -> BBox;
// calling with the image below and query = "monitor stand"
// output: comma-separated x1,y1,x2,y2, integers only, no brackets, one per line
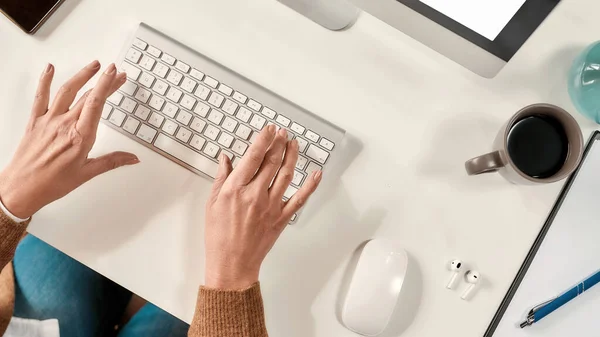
278,0,359,31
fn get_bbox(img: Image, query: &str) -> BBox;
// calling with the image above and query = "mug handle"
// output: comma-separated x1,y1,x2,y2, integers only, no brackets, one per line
465,151,505,175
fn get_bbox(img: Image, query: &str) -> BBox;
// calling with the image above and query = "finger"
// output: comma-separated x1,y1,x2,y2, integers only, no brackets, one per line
81,151,140,183
68,89,92,115
210,154,233,203
31,63,55,119
252,129,288,187
68,72,126,118
281,170,322,220
229,124,277,185
269,139,299,201
76,64,118,136
48,60,101,116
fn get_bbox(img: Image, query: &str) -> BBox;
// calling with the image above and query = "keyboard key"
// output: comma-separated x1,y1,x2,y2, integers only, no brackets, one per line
236,107,252,123
181,77,197,93
249,114,266,130
232,140,248,156
161,53,176,65
176,127,192,143
139,55,156,71
296,155,308,170
292,170,304,186
122,117,140,134
193,102,210,117
218,84,233,96
181,95,196,110
175,60,190,73
262,107,276,119
235,125,252,140
120,97,137,113
152,80,169,95
101,104,112,119
149,112,165,128
134,88,151,104
319,138,335,150
190,69,205,81
204,125,220,140
208,92,224,108
218,132,234,148
176,110,193,125
163,102,178,118
248,99,262,112
162,119,178,135
190,134,206,151
305,161,322,177
121,80,138,96
290,122,305,135
166,87,183,102
154,134,219,178
222,100,239,115
203,76,218,88
152,63,169,78
120,62,141,80
108,92,124,105
134,105,151,120
275,115,291,127
166,70,183,86
222,117,238,133
296,137,308,152
194,85,210,101
305,130,320,142
139,72,155,88
208,110,224,125
203,142,220,158
136,124,157,143
232,92,247,104
133,38,147,50
190,117,207,133
125,48,142,64
108,109,126,127
306,144,329,164
147,45,162,57
283,185,298,199
148,96,165,111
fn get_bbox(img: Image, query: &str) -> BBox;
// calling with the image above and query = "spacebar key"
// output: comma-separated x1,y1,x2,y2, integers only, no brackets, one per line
154,134,219,178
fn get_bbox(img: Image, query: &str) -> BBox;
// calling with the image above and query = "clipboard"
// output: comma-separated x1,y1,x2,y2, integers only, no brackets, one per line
484,131,600,337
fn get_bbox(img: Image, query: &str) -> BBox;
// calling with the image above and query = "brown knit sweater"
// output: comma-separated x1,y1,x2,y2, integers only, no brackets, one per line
0,209,268,336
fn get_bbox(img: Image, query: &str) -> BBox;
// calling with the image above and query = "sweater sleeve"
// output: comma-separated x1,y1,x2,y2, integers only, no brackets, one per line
0,209,29,270
188,282,268,337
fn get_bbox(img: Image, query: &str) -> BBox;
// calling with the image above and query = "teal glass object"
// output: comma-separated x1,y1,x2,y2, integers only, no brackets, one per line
569,41,600,123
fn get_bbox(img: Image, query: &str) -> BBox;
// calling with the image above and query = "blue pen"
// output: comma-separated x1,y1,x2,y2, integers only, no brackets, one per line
519,270,600,328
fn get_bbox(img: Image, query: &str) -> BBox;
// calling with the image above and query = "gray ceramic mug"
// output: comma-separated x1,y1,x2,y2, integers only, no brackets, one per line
465,104,583,184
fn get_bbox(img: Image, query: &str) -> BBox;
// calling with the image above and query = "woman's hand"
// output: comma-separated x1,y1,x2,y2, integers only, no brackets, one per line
0,61,139,219
205,125,322,289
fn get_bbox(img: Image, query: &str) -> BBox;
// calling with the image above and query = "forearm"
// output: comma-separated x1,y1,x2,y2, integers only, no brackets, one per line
0,208,29,270
188,282,268,337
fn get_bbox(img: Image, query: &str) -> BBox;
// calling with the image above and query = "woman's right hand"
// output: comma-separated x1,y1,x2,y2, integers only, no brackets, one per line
204,125,322,289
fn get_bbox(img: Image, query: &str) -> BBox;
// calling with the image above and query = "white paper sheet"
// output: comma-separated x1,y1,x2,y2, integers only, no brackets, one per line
419,0,526,40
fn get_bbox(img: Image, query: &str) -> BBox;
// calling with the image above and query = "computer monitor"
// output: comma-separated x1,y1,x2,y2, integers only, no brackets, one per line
279,0,561,78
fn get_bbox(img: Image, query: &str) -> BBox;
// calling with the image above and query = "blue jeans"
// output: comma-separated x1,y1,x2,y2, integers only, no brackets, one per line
12,235,189,337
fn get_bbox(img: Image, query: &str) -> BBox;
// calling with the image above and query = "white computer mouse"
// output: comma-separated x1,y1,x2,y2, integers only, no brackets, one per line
342,239,408,336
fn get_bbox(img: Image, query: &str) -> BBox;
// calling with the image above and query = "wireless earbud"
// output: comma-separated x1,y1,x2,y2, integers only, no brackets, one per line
461,270,480,300
446,259,463,289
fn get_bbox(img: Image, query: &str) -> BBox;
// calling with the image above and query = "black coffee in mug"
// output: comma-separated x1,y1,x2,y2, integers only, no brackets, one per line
506,115,569,178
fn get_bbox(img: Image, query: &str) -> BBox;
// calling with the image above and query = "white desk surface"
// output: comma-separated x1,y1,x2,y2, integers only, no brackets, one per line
0,0,598,336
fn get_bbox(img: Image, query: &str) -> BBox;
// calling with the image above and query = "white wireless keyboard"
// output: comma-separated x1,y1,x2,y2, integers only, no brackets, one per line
101,23,345,223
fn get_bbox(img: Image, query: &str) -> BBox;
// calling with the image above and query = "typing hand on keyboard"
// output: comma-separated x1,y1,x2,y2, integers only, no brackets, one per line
204,125,322,290
0,61,139,219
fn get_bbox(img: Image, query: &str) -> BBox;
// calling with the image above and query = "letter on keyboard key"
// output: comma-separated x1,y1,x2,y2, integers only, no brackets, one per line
176,110,192,126
208,110,224,125
235,125,251,140
133,38,147,50
152,80,168,96
154,134,219,178
181,77,197,93
194,85,210,101
134,105,151,121
222,100,238,115
125,48,142,64
203,76,218,88
249,114,266,130
163,102,178,118
148,96,165,111
222,117,238,133
166,87,183,103
122,117,140,134
204,125,220,141
139,72,156,88
232,140,248,156
161,53,176,65
162,120,178,135
149,113,165,128
181,95,196,111
108,109,126,127
191,117,207,133
283,185,298,199
102,104,112,120
176,127,192,143
147,45,162,57
193,102,210,117
152,63,169,78
120,97,137,113
217,132,234,148
134,88,151,104
136,124,157,143
203,142,220,158
120,62,141,81
121,80,138,96
190,134,206,151
306,144,329,164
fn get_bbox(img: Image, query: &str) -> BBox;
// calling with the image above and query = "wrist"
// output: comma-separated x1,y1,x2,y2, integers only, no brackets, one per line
205,265,259,290
0,173,34,219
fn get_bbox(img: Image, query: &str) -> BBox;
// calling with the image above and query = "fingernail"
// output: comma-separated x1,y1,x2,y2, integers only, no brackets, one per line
219,153,226,164
105,64,116,75
278,128,287,138
268,124,276,134
118,72,127,82
88,60,100,69
42,63,53,75
126,156,140,165
314,170,322,182
291,139,298,148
